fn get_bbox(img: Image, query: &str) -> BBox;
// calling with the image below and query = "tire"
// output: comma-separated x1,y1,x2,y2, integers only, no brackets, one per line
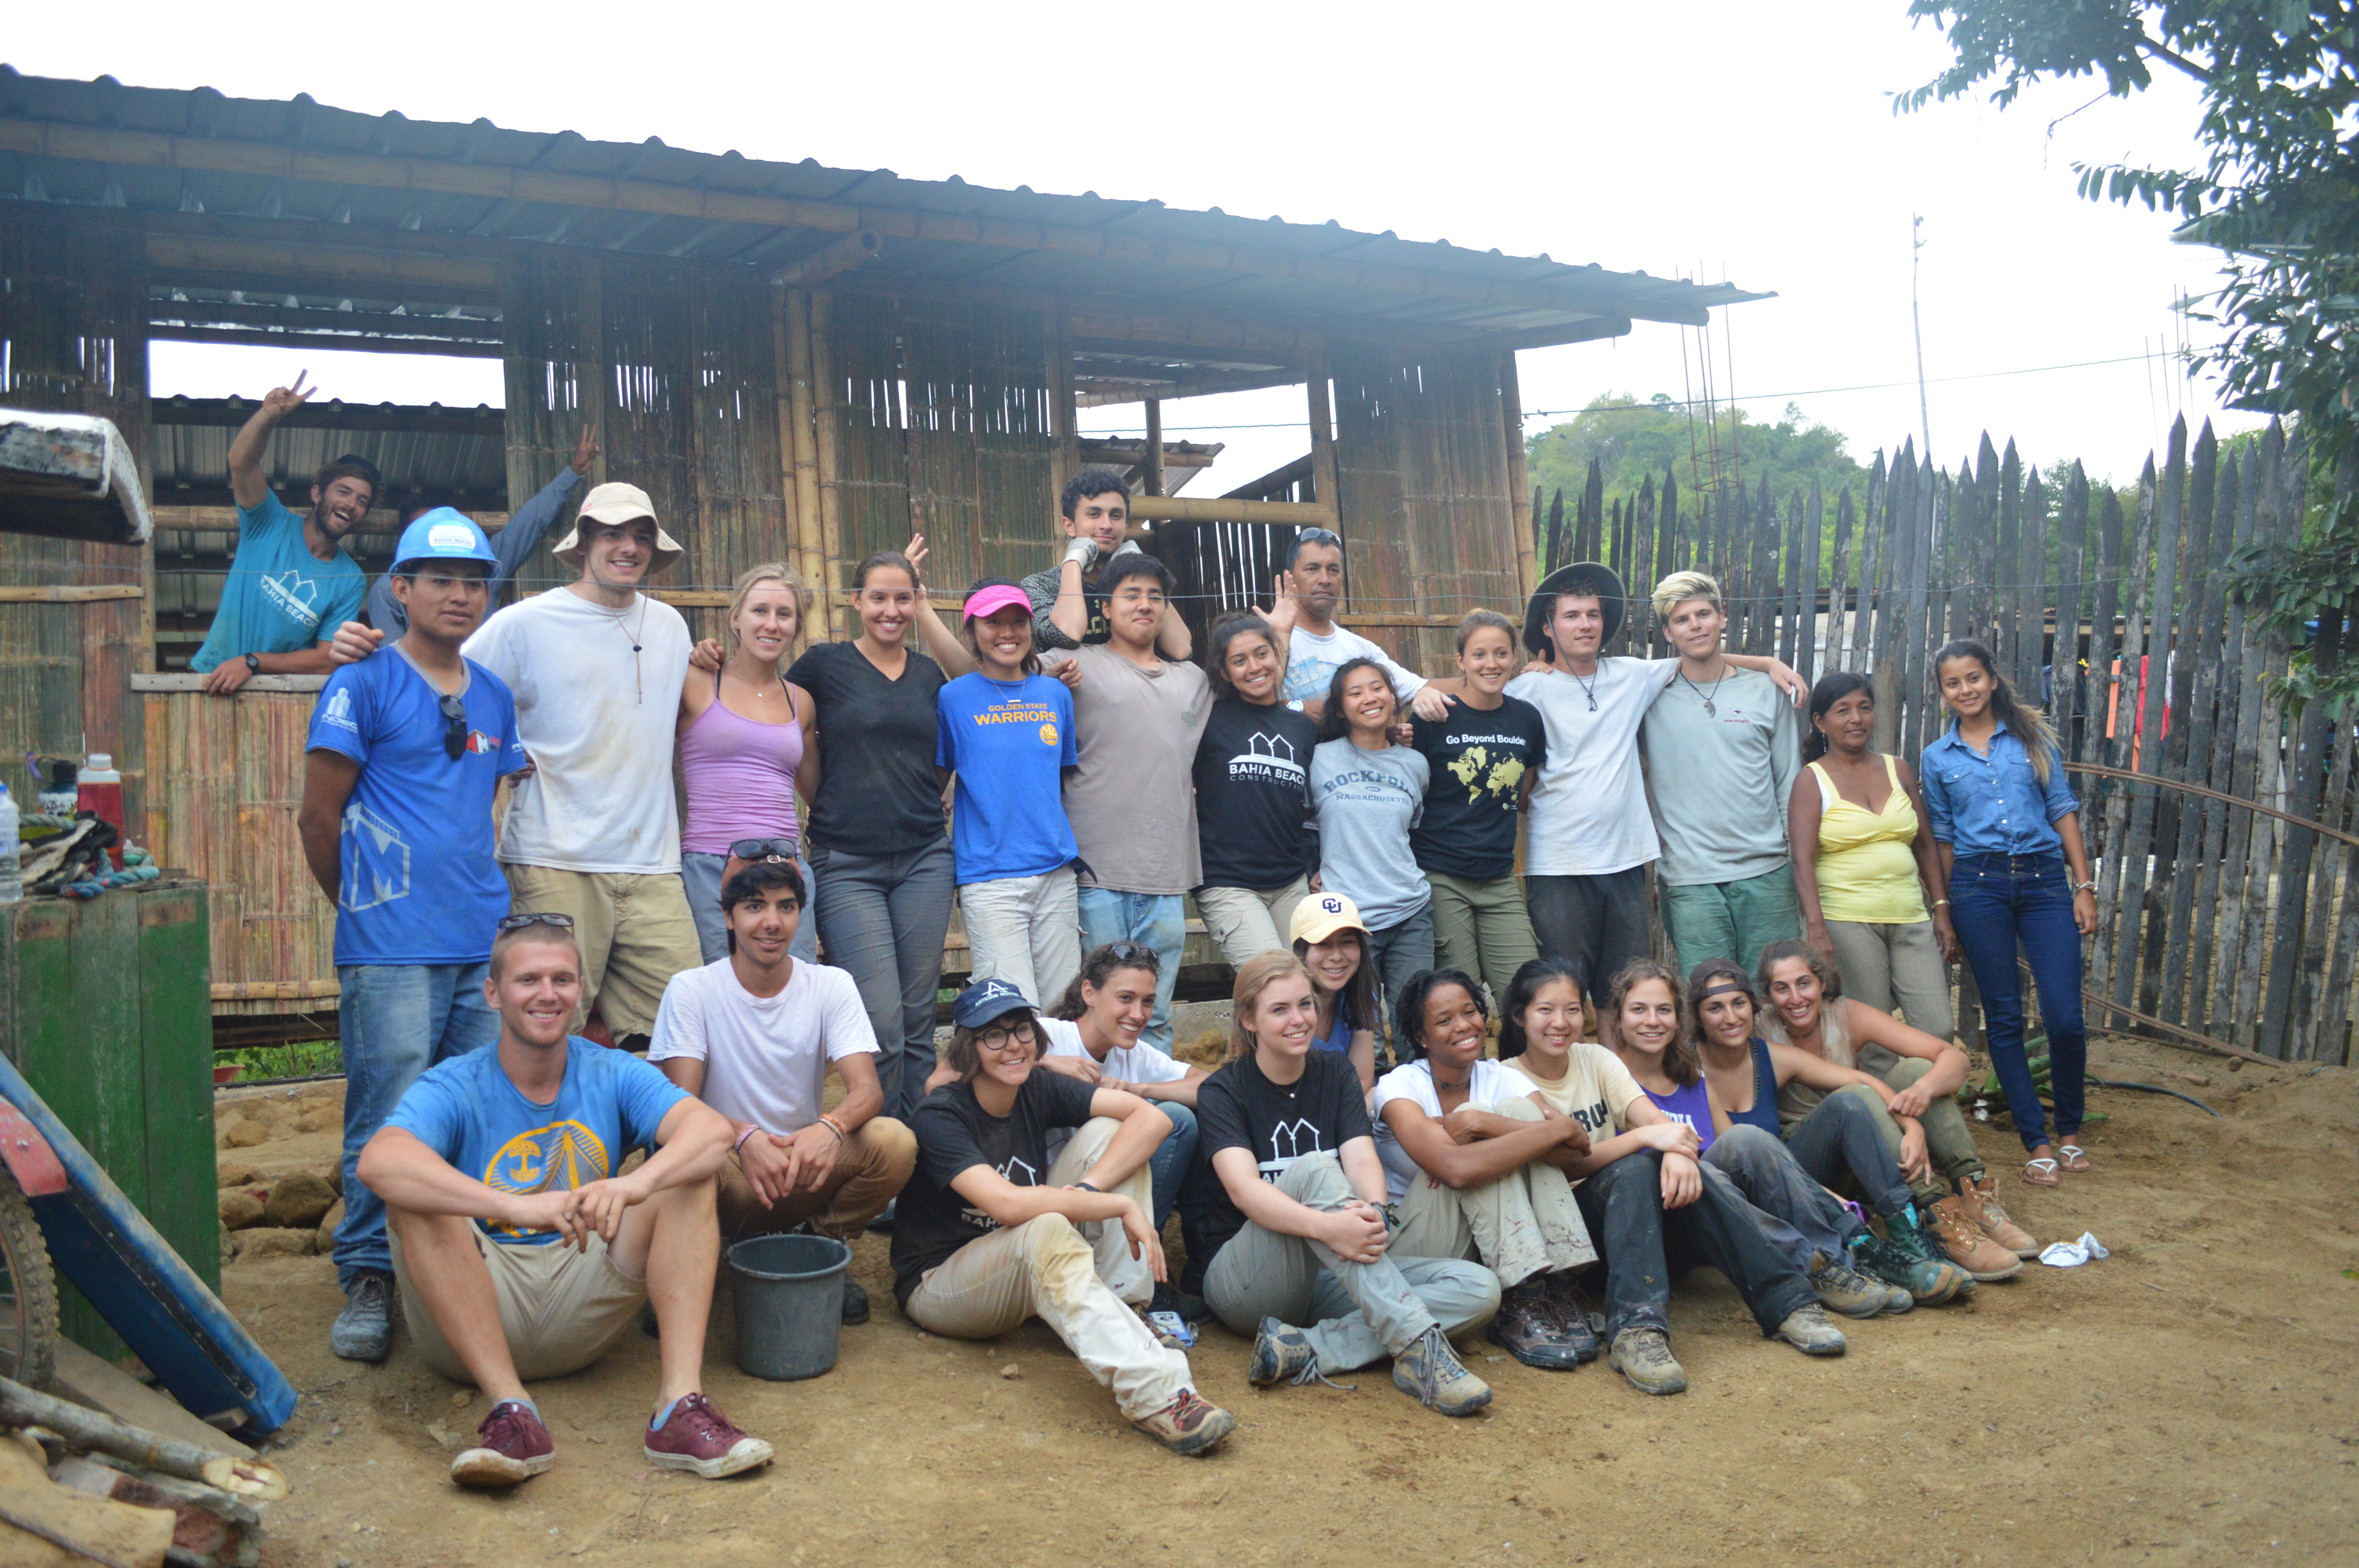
0,1162,60,1390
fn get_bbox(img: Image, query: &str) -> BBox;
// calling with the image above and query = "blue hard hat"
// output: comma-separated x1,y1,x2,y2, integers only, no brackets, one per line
391,507,498,572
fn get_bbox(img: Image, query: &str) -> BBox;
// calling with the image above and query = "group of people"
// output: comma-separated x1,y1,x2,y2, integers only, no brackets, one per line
224,376,2102,1485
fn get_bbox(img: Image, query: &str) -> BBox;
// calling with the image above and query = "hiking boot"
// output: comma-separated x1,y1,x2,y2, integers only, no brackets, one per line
1928,1195,2025,1282
1774,1304,1849,1356
1131,1389,1235,1456
1853,1226,1966,1307
1484,1282,1585,1370
866,1199,896,1233
330,1270,395,1363
1247,1317,1319,1388
1810,1254,1908,1319
1606,1327,1687,1396
1152,1282,1211,1324
450,1400,556,1489
1540,1272,1602,1362
643,1393,773,1480
842,1277,871,1324
1967,1175,2039,1258
1392,1324,1493,1416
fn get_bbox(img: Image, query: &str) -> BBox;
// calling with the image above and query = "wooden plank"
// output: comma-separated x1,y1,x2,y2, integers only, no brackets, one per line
51,1339,254,1460
2208,432,2271,1034
2234,431,2300,1035
0,584,144,602
1869,446,1908,754
1827,482,1853,674
2020,451,2047,699
1777,491,1802,672
2180,446,2241,1034
2116,420,2184,1021
2052,463,2089,763
1994,438,2020,673
2295,694,2356,1060
1497,352,1535,602
2158,424,2221,1025
1800,477,1823,685
2093,457,2156,1003
136,884,217,1295
1126,495,1338,527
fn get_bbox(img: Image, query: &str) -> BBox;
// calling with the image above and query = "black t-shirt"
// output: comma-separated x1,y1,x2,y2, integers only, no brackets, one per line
890,1070,1099,1305
1195,1048,1373,1260
1408,694,1549,880
1193,697,1321,891
785,640,947,857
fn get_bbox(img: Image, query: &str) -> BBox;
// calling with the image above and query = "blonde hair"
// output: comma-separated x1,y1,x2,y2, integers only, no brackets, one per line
1650,569,1723,623
1228,951,1316,1062
726,563,811,664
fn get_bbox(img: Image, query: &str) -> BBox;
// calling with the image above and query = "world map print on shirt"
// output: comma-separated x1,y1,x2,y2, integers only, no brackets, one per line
1408,694,1548,882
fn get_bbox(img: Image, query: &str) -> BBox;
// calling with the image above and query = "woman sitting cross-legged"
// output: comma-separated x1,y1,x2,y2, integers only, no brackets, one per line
890,979,1235,1457
1372,969,1597,1370
1498,956,1847,1396
1198,952,1501,1417
1684,959,1970,1306
1756,941,2032,1281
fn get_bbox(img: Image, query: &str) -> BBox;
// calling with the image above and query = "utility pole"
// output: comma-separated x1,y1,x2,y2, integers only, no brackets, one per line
1910,214,1933,462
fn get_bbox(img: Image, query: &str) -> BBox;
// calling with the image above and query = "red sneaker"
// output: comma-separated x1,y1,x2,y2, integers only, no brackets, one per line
450,1400,556,1489
643,1392,774,1479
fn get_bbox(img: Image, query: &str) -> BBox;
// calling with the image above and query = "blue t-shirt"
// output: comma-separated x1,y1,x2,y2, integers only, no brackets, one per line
384,1039,690,1246
306,649,527,966
936,672,1079,884
189,493,368,673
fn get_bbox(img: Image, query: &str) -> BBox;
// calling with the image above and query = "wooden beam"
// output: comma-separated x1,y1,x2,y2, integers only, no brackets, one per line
1306,345,1340,517
1143,401,1164,498
1125,495,1335,526
1501,350,1539,601
0,119,1719,324
772,229,882,287
0,584,144,603
1074,365,1304,408
142,232,499,295
152,506,512,535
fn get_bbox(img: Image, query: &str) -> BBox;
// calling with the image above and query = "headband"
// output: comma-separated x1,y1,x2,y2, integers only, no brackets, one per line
1697,982,1751,1000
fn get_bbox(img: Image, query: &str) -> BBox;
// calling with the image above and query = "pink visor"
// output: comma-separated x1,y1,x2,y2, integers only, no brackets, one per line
963,584,1034,621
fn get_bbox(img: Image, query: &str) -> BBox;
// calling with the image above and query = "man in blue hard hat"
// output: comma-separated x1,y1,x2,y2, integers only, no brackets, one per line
297,508,531,1363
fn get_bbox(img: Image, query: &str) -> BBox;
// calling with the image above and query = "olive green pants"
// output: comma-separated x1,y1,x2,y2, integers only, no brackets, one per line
1424,870,1540,1009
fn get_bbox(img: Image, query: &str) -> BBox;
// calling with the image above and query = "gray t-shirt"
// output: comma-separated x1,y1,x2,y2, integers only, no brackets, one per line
1309,738,1430,929
1638,665,1800,886
1045,644,1211,895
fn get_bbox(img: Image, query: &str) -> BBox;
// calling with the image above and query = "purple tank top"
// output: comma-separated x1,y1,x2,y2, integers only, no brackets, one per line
678,668,803,856
1642,1077,1716,1152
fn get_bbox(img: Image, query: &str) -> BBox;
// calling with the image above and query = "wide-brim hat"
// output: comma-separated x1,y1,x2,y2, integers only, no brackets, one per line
1522,561,1627,658
553,481,684,574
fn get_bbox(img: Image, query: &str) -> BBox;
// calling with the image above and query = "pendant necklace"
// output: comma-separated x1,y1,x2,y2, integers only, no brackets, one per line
1571,668,1600,712
608,596,649,702
1679,664,1726,718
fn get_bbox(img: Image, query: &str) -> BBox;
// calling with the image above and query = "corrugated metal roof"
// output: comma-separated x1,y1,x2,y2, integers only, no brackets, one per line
0,67,1769,341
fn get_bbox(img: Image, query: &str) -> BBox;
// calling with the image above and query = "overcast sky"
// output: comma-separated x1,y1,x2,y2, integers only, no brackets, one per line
16,0,2254,495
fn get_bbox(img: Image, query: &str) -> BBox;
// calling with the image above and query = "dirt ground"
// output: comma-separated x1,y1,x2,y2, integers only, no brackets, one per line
207,1032,2358,1568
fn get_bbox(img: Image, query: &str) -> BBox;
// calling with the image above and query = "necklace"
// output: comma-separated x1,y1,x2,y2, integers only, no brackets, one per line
1678,661,1727,718
1570,667,1600,712
604,596,649,702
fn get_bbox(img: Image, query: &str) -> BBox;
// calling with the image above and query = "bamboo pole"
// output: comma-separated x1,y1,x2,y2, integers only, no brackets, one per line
1142,399,1165,498
0,1376,287,1502
1497,352,1536,603
2103,444,2167,1010
785,287,827,610
1124,495,1337,526
2177,440,2239,1031
809,289,847,637
2209,429,2273,1035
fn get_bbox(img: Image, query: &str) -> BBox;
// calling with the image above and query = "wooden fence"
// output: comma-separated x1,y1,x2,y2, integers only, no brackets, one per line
1532,416,2355,1064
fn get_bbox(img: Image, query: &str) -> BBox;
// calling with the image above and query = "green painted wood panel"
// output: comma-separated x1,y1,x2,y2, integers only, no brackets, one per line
139,885,217,1292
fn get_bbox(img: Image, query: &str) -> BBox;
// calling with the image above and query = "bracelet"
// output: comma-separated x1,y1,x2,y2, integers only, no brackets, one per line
1931,898,1950,908
2074,880,2097,893
816,1113,849,1145
732,1124,761,1152
1072,1181,1102,1194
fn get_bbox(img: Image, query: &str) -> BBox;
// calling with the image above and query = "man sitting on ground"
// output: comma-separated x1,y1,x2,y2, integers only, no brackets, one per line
357,915,772,1490
649,856,915,1323
1021,466,1192,658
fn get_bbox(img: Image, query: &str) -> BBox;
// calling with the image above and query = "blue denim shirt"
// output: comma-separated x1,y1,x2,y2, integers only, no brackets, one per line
1919,719,2080,858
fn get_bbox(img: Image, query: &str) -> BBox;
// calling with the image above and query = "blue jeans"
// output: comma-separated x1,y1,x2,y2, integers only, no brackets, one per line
1948,852,2087,1150
1149,1102,1201,1233
334,962,499,1290
1703,1125,1871,1275
810,837,957,1123
681,850,817,966
1075,887,1184,1051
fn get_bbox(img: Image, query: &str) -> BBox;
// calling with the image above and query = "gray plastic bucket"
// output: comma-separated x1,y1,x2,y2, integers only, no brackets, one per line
726,1233,851,1380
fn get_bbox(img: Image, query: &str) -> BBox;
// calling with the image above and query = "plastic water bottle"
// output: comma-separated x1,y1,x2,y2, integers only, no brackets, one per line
0,781,20,905
78,753,123,869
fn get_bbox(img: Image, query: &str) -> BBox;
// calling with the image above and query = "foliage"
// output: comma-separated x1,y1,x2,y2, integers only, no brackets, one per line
1897,0,2359,710
1525,395,1871,515
221,1039,343,1082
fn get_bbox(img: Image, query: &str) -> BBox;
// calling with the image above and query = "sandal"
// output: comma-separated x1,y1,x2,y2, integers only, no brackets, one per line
2056,1144,2092,1173
2022,1157,2060,1187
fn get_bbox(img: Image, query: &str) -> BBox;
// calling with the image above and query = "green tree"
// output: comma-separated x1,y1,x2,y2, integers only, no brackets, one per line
1897,0,2357,711
1525,395,1870,516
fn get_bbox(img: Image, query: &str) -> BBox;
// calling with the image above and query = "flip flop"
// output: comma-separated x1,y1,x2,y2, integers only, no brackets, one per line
2022,1157,2060,1187
2056,1144,2092,1173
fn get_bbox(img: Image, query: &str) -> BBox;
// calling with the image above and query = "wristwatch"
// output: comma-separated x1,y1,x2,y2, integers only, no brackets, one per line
244,653,262,674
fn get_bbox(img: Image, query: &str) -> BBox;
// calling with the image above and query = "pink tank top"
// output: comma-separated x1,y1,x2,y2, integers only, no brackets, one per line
679,668,803,856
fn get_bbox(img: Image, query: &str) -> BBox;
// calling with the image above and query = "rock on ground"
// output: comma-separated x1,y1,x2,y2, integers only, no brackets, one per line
236,1227,316,1259
219,1189,266,1231
264,1172,337,1230
221,1119,269,1149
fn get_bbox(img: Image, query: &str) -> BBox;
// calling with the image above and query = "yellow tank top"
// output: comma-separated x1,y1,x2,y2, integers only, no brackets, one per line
1808,756,1929,924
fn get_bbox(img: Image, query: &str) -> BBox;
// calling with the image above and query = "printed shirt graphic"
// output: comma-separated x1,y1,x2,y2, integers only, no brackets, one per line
891,1071,1099,1304
1309,740,1431,928
188,492,367,673
1196,1048,1372,1259
936,672,1080,883
305,650,526,966
1278,623,1427,708
1504,1045,1650,1145
1408,694,1549,880
1192,698,1319,891
384,1039,688,1246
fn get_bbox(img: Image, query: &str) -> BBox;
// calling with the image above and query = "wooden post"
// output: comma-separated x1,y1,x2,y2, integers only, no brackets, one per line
809,289,848,636
1143,399,1165,498
2053,463,2089,761
1828,483,1854,673
1498,351,1536,602
785,287,826,611
2173,434,2236,1030
2105,441,2170,1013
1051,304,1081,484
2208,434,2269,1034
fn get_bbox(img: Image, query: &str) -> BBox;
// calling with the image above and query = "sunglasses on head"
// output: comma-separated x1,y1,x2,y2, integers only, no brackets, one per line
496,911,576,933
1105,941,1160,965
728,839,798,863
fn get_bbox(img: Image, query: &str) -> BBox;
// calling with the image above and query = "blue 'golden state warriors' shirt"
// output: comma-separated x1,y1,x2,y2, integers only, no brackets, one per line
385,1039,687,1245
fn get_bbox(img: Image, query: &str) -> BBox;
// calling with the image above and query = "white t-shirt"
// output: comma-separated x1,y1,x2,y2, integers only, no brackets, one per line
1039,1016,1190,1163
645,958,878,1134
1505,658,1680,877
463,587,693,873
1282,622,1427,709
1370,1057,1524,1203
1502,1045,1648,1142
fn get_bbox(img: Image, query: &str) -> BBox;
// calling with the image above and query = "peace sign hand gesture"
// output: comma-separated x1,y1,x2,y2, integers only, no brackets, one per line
258,372,315,423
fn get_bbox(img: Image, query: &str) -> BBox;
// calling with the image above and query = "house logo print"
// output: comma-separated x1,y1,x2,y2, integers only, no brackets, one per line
319,688,358,731
1249,732,1296,765
259,568,324,631
997,1156,1039,1186
1230,730,1304,781
1258,1117,1327,1178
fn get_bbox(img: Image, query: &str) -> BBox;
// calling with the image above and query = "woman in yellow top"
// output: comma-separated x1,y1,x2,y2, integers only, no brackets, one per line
1786,673,1957,1042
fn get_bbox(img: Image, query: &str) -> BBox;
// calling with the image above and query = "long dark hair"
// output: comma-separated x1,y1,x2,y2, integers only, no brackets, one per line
1684,957,1758,1050
1206,612,1277,700
1755,938,1842,1002
1293,930,1375,1043
1054,942,1163,1022
1803,671,1875,764
1932,637,2060,785
1600,958,1698,1086
1317,655,1393,742
1392,968,1487,1062
1498,955,1584,1060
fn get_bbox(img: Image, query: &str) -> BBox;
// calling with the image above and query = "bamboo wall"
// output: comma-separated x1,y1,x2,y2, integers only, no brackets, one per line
1538,419,2357,1064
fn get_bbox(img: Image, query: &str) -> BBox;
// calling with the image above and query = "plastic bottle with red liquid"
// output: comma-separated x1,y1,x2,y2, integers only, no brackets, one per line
77,753,123,869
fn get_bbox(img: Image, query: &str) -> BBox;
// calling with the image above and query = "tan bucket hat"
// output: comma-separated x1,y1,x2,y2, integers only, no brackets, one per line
553,481,684,573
